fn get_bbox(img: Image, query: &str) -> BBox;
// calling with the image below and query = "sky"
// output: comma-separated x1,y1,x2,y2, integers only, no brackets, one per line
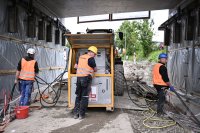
63,10,169,42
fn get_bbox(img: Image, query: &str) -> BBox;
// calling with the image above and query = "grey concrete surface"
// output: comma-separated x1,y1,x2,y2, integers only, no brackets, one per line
115,92,148,111
4,106,189,133
35,0,182,17
5,103,134,133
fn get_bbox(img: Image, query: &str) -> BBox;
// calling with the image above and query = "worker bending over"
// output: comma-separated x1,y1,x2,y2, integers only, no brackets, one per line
152,53,175,117
15,48,39,106
74,46,97,119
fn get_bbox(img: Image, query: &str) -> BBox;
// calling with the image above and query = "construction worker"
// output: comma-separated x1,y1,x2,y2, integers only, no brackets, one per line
73,46,97,119
15,48,39,106
152,53,175,116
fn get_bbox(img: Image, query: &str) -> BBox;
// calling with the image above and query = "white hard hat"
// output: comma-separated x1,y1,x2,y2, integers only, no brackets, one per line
27,48,36,54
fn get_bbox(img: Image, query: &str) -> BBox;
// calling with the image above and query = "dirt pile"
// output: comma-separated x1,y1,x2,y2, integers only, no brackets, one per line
123,61,155,86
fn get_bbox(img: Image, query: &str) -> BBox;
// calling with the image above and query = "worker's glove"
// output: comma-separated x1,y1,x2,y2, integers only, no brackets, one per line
169,86,175,92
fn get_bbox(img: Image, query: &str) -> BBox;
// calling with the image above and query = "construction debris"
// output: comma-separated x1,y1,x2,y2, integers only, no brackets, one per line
167,112,200,132
124,61,155,86
127,110,188,133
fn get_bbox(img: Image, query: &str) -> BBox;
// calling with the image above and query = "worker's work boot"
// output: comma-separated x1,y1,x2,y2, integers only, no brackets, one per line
156,113,162,117
79,115,85,120
156,113,168,118
73,114,79,119
160,114,169,118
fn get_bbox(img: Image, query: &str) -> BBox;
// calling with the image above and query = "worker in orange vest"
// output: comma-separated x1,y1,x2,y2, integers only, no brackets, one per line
73,46,98,119
15,48,39,106
152,53,175,117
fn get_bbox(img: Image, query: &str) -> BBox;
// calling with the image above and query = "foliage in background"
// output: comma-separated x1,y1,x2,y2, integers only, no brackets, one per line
66,40,70,47
147,49,166,62
116,20,156,60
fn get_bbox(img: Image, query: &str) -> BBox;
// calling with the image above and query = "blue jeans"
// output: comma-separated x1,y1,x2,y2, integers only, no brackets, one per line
19,80,34,106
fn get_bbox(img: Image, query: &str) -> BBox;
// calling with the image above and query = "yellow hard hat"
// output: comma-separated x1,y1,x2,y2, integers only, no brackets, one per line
88,46,98,54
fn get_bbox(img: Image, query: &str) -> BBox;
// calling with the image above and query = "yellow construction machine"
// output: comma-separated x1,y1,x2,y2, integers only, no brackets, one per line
66,29,124,111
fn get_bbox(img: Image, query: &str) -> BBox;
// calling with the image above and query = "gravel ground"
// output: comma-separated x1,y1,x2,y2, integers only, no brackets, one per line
127,110,189,133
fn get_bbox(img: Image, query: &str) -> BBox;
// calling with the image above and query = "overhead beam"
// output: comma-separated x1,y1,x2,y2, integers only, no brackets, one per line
37,0,183,18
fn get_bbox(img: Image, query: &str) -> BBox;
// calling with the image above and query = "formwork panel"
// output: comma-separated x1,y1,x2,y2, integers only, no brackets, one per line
70,76,112,105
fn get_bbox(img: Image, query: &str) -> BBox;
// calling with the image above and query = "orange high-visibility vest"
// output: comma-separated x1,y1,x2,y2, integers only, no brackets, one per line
152,63,168,86
76,54,94,77
19,58,36,80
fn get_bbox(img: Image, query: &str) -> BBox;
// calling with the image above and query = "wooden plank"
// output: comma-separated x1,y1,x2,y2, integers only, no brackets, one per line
0,70,16,75
40,67,65,70
111,45,114,107
71,38,110,41
65,33,114,47
136,82,157,95
67,48,73,107
0,66,65,75
65,33,113,37
72,44,111,48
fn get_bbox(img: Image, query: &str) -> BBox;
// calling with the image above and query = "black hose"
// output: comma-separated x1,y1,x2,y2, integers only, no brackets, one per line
117,70,148,108
35,70,67,107
34,51,69,108
10,83,17,101
173,90,200,126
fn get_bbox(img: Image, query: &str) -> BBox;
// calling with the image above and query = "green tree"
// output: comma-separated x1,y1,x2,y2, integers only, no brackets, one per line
116,19,154,59
137,20,154,57
116,21,139,56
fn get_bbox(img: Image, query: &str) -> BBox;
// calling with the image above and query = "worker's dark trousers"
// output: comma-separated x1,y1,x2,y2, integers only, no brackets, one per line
74,76,92,116
155,87,167,114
